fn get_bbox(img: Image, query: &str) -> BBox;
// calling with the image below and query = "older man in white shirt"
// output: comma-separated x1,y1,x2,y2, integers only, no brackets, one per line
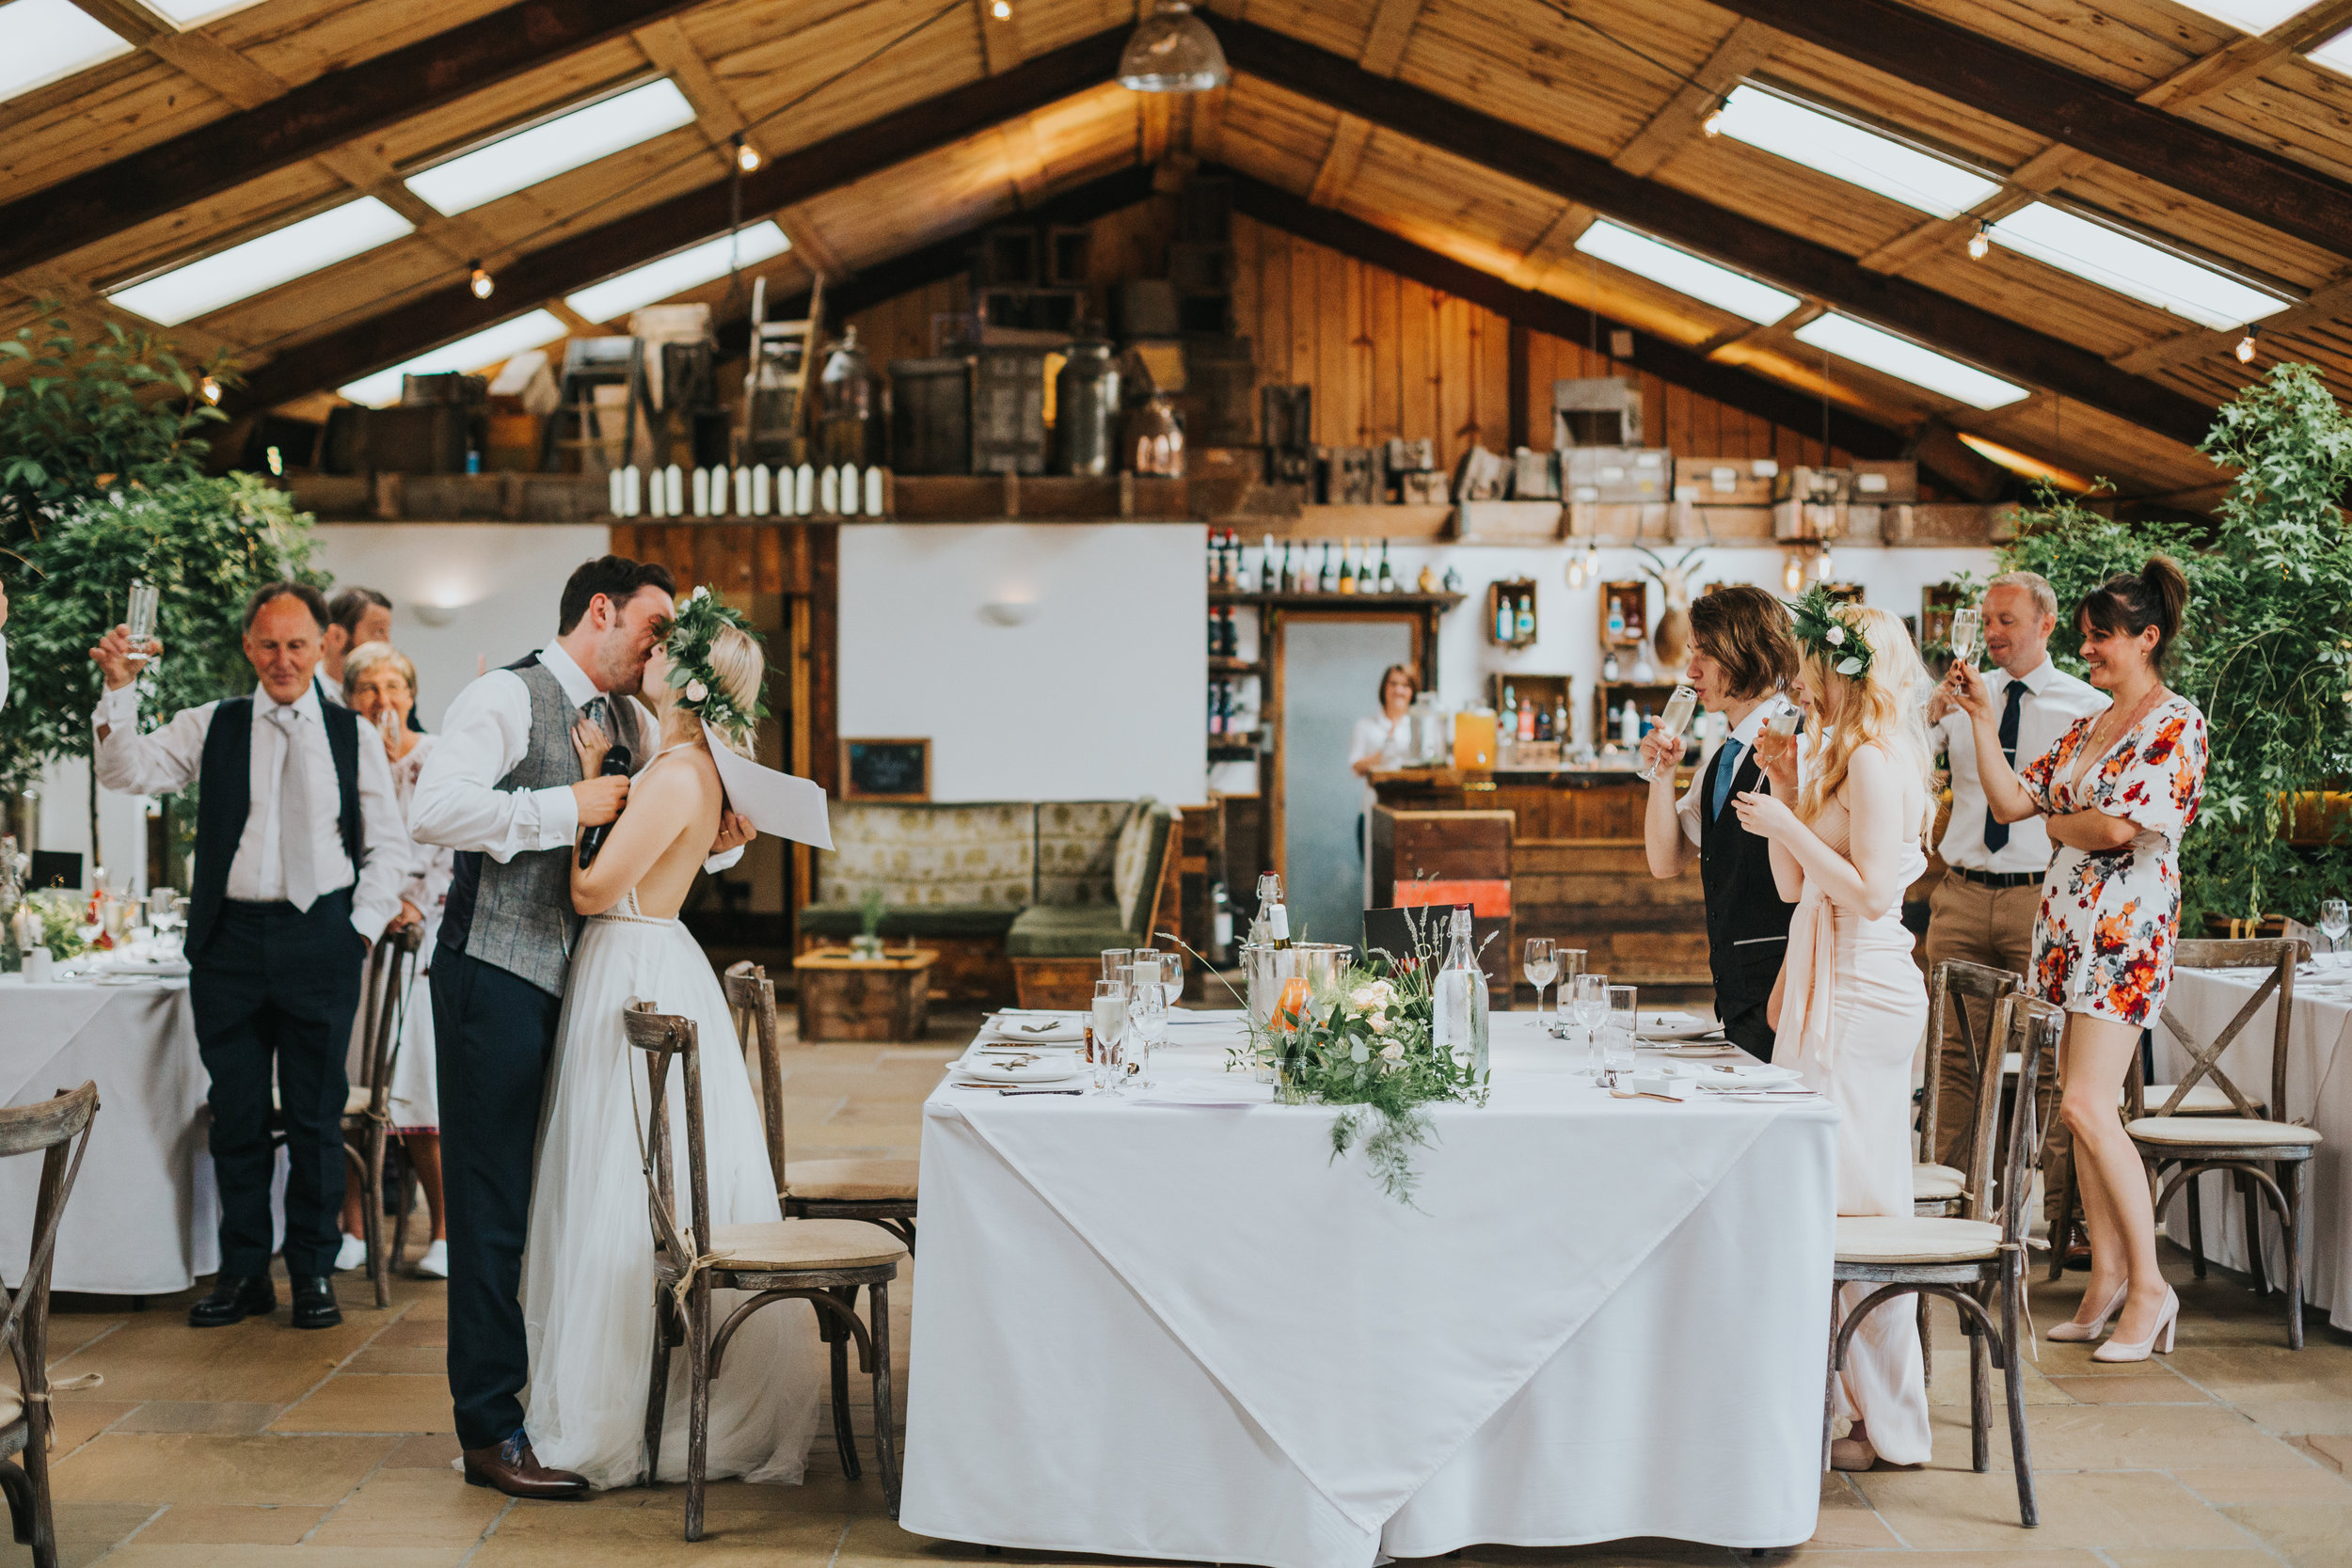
92,583,412,1332
1926,570,2107,1211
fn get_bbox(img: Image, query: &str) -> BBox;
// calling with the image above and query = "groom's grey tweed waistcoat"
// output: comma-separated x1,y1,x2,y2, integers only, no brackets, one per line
437,656,644,997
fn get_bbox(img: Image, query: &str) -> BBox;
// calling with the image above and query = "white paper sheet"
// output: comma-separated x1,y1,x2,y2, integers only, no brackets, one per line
702,721,834,848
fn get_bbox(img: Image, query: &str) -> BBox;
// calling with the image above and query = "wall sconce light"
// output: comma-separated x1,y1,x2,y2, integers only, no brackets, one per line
1782,553,1804,593
414,602,465,627
979,599,1041,627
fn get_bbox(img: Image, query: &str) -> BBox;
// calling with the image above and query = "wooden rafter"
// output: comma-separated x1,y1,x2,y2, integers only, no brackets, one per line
1303,0,1426,221
0,0,711,279
2137,0,2352,113
1610,18,1779,180
1702,0,2352,261
1506,202,1596,290
1855,144,2089,277
1216,17,2217,449
1356,0,1429,75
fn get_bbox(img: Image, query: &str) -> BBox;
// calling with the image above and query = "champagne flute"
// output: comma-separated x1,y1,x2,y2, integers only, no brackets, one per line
124,579,160,667
2321,897,2349,968
1091,979,1128,1092
1522,937,1558,1030
1569,973,1610,1074
1947,606,1982,667
1637,685,1700,783
1128,952,1166,1088
1754,706,1802,773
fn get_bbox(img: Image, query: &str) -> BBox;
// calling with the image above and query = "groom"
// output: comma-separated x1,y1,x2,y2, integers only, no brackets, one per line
410,556,752,1498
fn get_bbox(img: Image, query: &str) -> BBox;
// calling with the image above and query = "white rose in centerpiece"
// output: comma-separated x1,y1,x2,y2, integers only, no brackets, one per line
1378,1040,1403,1061
1347,980,1395,1013
1367,1011,1391,1034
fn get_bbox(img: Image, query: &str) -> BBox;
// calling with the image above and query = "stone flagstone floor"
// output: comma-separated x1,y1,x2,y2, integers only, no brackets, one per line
17,1013,2352,1566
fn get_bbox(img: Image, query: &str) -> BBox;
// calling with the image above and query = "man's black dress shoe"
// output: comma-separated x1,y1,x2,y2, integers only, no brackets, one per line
188,1275,276,1327
289,1275,342,1330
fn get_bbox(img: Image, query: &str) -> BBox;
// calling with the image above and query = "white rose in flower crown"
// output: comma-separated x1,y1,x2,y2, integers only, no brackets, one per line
686,678,708,703
1825,625,1845,646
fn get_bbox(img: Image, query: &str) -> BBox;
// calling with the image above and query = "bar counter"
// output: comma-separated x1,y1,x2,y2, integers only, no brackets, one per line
1369,764,1710,992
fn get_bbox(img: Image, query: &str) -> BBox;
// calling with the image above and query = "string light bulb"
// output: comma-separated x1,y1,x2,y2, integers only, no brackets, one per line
2235,325,2259,364
469,261,494,300
1816,542,1834,581
1702,97,1729,136
991,0,1010,16
198,374,221,405
733,135,760,173
1783,553,1804,593
1967,221,1990,261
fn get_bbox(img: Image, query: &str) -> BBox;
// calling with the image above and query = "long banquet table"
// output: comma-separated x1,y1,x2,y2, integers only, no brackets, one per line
0,974,219,1295
2156,962,2352,1331
901,1009,1839,1568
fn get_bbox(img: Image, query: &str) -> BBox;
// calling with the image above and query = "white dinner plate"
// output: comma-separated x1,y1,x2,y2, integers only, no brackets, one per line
1681,1062,1801,1089
954,1058,1089,1085
1635,1012,1724,1043
984,1017,1087,1044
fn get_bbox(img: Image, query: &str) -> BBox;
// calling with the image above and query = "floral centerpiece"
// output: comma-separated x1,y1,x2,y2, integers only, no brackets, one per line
22,890,89,962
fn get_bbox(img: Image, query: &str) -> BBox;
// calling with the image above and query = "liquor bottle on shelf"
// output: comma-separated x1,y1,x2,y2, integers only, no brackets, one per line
1338,537,1356,594
1553,692,1570,747
1377,539,1395,594
1495,593,1514,643
1517,593,1536,643
1501,685,1518,740
1258,873,1291,950
1441,563,1463,594
1602,650,1621,682
1278,540,1295,593
1535,701,1554,743
1262,534,1277,595
1518,694,1536,741
1318,542,1336,594
1208,680,1222,737
1607,596,1627,641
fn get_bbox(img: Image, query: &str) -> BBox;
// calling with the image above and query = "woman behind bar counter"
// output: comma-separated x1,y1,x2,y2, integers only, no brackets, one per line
1638,586,1801,1058
1353,663,1420,904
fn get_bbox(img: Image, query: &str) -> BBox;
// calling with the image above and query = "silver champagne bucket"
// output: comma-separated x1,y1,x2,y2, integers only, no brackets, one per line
1241,942,1351,1032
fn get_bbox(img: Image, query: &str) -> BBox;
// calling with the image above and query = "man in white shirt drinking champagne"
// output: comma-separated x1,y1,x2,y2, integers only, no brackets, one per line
1926,571,2106,1232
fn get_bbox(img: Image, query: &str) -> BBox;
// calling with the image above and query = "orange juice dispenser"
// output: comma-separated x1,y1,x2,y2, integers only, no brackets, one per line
1453,707,1498,770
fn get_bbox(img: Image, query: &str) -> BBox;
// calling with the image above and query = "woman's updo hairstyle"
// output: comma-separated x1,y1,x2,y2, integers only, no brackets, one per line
2077,555,2189,672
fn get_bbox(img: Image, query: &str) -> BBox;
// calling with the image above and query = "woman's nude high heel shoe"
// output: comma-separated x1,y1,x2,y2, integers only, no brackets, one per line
2047,1281,2129,1343
2092,1287,2180,1363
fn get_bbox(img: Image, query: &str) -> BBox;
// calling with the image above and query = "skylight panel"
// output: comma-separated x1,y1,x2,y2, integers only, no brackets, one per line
105,198,415,325
148,0,265,22
1572,219,1799,325
1710,86,2001,220
565,223,793,323
404,80,698,216
2,0,134,103
2303,22,2352,72
1792,313,2029,409
1987,202,2290,332
337,310,567,407
2170,1,2314,32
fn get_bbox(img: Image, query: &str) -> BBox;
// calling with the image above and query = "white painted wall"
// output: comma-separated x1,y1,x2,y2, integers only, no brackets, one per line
840,524,1208,804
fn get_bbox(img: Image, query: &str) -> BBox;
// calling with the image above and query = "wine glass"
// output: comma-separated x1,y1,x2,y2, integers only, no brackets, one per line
2321,897,2349,969
1091,979,1128,1092
124,579,160,668
1604,984,1639,1078
1947,607,1982,667
1522,937,1558,1030
1569,973,1610,1074
1638,685,1700,783
1128,952,1167,1088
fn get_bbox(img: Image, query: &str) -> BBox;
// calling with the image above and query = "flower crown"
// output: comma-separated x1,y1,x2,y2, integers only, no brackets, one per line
1786,584,1873,679
662,586,767,743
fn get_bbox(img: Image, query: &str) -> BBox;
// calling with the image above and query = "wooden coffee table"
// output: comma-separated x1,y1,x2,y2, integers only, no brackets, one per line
793,947,936,1042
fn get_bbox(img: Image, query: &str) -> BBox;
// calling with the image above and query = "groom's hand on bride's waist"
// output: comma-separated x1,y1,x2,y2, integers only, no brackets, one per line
573,772,631,827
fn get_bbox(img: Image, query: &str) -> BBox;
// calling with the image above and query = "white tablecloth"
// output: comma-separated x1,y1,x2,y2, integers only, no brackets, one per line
2157,964,2352,1330
902,1013,1839,1567
0,976,218,1295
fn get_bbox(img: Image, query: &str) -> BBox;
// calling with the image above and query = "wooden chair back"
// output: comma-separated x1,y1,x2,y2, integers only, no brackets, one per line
0,1083,99,1420
355,925,423,1119
723,960,787,1192
622,1001,707,1268
2135,938,2306,1119
1920,958,2024,1164
1983,997,2061,1242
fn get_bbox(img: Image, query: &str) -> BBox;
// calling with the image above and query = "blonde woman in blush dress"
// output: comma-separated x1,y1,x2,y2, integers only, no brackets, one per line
1731,595,1933,1471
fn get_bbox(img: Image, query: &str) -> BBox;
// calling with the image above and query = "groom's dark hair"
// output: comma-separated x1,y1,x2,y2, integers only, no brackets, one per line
558,555,676,634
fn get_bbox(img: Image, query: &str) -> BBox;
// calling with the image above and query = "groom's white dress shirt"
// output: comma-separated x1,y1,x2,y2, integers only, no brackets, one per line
409,641,743,870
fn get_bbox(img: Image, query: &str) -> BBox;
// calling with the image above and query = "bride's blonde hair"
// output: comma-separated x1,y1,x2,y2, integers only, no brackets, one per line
1798,602,1933,834
655,623,763,759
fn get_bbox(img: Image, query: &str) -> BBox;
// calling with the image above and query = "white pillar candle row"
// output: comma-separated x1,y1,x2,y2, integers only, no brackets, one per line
603,462,890,517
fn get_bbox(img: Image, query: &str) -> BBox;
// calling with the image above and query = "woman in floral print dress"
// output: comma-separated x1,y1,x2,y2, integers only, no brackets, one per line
1952,557,2206,1363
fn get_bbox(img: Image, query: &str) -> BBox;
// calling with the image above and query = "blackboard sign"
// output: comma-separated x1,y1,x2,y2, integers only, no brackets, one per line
841,737,930,802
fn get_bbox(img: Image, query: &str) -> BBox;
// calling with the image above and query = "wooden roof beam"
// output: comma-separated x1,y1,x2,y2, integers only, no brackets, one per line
1300,0,1425,214
2139,0,2352,113
1505,201,1596,291
1610,19,1780,180
1,0,712,279
1856,144,2088,276
974,0,1028,74
1356,0,1429,75
227,27,1131,412
1217,17,2216,450
1701,0,2352,261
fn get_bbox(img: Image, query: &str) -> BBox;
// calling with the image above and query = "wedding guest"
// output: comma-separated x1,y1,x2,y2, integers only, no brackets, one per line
1639,585,1800,1058
1954,557,2205,1361
1731,594,1933,1469
91,584,411,1331
1352,664,1418,903
1926,572,2106,1231
320,587,392,705
334,642,452,1280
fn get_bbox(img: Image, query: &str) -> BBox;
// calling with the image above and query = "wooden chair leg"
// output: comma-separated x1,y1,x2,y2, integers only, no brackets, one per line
2281,1162,2305,1352
365,1124,389,1309
2240,1171,2268,1297
684,1277,712,1544
1917,1294,1933,1390
868,1279,900,1518
2046,1151,2077,1283
643,1288,673,1486
1968,1292,1993,1475
827,1288,860,1479
17,1415,55,1568
2186,1172,2206,1279
1821,1284,1841,1474
2000,1266,2039,1528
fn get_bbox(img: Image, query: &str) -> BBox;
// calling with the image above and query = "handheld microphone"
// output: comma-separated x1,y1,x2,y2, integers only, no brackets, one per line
577,744,634,868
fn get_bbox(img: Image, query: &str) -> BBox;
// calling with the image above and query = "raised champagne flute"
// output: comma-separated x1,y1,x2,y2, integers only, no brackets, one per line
124,578,160,667
1754,706,1801,774
1638,685,1699,783
1522,937,1558,1030
1947,607,1982,668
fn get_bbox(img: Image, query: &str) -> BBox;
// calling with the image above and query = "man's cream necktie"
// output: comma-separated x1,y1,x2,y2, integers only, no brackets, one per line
270,706,319,911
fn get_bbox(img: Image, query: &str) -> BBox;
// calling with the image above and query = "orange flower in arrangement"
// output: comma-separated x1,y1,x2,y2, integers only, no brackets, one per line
1273,974,1312,1033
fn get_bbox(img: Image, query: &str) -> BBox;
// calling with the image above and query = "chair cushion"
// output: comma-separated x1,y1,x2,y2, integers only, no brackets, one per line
1007,903,1142,958
1912,1164,1965,1201
799,903,1020,941
2126,1116,2320,1148
0,1385,21,1425
2136,1083,2253,1116
1836,1215,2003,1264
785,1157,918,1203
707,1219,908,1271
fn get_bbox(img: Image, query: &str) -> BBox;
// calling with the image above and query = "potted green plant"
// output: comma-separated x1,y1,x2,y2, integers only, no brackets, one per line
850,887,887,960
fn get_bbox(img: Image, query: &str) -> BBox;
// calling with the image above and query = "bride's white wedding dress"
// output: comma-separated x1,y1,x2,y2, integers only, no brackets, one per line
521,870,823,1489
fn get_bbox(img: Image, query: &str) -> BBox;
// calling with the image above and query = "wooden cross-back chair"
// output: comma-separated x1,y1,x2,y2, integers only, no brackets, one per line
0,1082,99,1568
1830,994,2059,1528
725,960,917,1252
1916,959,2025,1218
2123,938,2319,1349
624,1000,905,1539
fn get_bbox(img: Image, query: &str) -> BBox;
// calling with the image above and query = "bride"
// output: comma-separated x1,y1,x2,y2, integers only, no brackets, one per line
521,593,822,1489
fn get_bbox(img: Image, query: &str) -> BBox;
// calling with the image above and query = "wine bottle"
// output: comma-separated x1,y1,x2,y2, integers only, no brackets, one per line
1339,537,1356,594
1318,543,1335,594
1263,533,1278,595
1258,873,1291,950
1377,539,1395,593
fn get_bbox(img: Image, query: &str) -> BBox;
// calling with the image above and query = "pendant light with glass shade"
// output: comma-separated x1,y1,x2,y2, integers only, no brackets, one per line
1117,0,1229,92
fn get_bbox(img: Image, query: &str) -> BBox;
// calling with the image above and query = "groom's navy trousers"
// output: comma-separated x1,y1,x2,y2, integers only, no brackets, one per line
434,946,564,1452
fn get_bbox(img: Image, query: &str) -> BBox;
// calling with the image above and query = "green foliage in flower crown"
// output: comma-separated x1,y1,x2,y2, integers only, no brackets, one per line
1785,582,1872,679
660,586,768,748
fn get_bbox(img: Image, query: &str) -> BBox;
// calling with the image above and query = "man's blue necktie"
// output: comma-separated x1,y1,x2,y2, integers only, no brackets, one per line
1983,679,2027,853
1711,738,1744,820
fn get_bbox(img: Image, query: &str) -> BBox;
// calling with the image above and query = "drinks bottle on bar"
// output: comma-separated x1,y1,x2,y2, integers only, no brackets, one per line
1339,538,1356,594
1433,903,1488,1076
1377,539,1394,593
1319,543,1335,594
1257,872,1290,950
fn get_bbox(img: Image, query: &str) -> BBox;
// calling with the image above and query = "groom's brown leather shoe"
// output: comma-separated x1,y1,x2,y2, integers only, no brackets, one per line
462,1432,590,1499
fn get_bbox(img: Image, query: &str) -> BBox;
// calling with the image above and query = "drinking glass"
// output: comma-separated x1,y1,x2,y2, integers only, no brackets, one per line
124,579,160,666
1551,948,1586,1037
1090,979,1128,1092
1568,973,1609,1073
1604,984,1639,1077
1947,607,1982,667
2322,898,2350,968
1638,685,1700,783
1522,937,1558,1029
1100,948,1133,984
1128,953,1167,1088
1754,707,1802,773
